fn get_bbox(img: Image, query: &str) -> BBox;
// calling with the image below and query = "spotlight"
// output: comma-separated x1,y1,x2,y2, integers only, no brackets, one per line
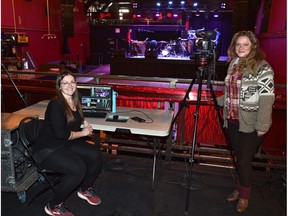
220,2,226,9
193,2,198,7
168,1,173,6
180,1,185,5
213,12,219,18
136,11,142,18
132,3,137,8
156,2,161,7
195,9,200,17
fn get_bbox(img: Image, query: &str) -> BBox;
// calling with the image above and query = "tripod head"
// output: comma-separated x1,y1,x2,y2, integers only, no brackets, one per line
194,51,213,68
193,29,217,70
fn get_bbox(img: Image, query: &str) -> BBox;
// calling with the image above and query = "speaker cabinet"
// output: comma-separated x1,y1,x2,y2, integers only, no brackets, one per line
1,113,39,201
61,4,74,37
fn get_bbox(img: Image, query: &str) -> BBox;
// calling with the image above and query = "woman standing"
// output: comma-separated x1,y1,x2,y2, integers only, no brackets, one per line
217,31,275,213
35,71,103,216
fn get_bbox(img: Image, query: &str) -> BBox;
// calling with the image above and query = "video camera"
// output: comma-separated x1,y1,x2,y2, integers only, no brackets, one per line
194,30,216,67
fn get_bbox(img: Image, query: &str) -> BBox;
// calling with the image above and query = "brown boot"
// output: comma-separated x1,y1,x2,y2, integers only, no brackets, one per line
236,198,248,213
226,190,239,202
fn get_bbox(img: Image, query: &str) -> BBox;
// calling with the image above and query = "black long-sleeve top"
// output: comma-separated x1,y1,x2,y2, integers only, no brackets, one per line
34,98,83,162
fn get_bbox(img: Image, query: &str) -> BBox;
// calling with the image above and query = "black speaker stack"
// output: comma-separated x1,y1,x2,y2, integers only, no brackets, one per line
61,4,74,37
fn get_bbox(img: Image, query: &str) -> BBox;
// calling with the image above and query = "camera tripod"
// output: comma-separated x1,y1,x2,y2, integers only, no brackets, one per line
171,55,235,215
1,63,28,107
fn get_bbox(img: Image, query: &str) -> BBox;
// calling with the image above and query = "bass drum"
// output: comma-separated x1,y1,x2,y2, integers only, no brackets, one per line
161,49,170,56
161,45,173,56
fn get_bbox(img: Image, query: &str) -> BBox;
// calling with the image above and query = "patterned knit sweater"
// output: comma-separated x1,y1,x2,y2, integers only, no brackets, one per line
217,59,275,133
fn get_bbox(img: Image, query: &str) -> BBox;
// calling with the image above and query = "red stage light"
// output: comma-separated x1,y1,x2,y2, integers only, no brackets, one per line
167,12,172,18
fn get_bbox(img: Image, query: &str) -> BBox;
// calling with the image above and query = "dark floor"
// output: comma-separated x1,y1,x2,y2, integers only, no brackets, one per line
2,153,286,216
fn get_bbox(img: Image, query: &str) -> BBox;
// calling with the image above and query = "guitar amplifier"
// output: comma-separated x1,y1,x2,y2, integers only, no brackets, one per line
1,113,39,201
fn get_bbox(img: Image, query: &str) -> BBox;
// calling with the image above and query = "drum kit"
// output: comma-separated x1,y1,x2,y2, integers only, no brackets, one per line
129,30,201,57
127,27,216,58
159,40,176,57
159,38,193,57
158,29,206,57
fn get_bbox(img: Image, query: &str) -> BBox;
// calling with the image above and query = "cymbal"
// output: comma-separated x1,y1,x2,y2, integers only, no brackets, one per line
157,40,168,43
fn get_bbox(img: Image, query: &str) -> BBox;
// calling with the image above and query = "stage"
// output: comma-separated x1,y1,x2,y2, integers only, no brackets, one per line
110,55,228,80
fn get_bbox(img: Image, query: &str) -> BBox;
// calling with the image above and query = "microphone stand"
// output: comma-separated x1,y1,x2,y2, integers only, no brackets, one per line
1,63,28,107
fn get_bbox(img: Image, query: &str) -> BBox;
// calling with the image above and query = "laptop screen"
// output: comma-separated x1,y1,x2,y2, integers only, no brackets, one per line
77,85,112,112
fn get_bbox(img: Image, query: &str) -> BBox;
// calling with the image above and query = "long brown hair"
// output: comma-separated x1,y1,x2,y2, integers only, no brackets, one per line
227,31,265,72
55,70,84,123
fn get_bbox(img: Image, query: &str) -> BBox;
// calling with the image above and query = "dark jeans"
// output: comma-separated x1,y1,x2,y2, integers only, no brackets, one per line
41,140,103,207
228,122,264,187
126,42,131,55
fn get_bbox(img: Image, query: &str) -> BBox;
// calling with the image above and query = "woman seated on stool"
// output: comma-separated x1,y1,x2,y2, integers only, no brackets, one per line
35,70,103,216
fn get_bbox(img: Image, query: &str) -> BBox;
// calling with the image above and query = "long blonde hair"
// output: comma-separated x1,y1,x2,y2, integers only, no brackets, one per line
55,70,84,123
227,31,265,72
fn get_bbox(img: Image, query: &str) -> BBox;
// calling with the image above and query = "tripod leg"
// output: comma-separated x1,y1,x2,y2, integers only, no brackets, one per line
1,63,28,107
184,68,204,215
171,78,195,126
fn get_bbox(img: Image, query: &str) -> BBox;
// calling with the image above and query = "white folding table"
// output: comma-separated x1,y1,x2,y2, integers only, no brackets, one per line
14,100,174,190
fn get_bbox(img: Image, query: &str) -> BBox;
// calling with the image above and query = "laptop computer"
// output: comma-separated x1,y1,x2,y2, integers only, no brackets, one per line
77,85,113,118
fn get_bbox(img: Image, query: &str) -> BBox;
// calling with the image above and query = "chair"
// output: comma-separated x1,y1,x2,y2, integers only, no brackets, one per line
18,116,58,203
